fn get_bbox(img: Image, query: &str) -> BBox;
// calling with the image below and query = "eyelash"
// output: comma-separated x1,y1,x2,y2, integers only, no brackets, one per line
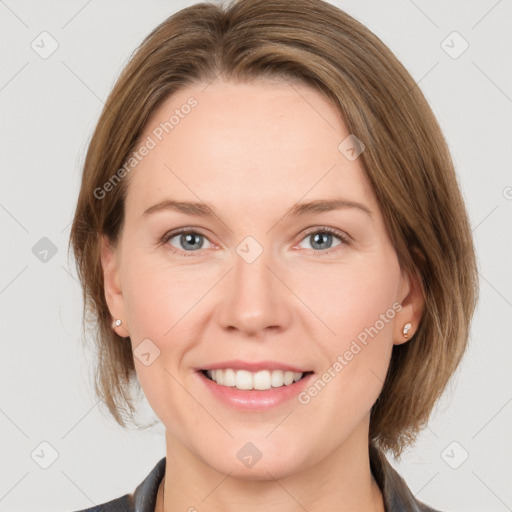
159,226,351,258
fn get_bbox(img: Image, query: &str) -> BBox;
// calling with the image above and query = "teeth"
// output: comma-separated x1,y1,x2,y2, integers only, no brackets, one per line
205,369,304,390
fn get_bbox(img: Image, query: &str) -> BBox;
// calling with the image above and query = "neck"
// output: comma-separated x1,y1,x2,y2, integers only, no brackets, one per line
157,427,385,512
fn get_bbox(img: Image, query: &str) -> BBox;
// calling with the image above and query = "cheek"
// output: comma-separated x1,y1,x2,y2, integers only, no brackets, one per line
293,251,401,400
119,252,203,427
281,253,401,453
296,251,401,344
120,249,213,400
121,249,203,339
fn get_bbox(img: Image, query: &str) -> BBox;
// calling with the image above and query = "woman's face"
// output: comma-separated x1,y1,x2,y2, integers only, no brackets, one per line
102,77,422,479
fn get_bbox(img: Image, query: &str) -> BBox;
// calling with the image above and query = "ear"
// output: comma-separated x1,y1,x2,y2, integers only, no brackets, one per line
100,234,129,338
394,258,425,346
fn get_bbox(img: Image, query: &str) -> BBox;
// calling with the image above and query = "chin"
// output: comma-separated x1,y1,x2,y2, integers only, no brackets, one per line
198,439,311,481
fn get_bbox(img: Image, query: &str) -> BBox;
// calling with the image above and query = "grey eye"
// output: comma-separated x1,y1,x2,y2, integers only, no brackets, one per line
168,232,211,251
300,231,342,251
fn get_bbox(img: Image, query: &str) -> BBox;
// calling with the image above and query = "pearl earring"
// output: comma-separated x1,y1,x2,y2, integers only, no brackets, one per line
402,322,412,338
112,318,122,329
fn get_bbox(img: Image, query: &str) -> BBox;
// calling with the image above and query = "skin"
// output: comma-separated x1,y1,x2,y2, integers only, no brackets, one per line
101,77,424,512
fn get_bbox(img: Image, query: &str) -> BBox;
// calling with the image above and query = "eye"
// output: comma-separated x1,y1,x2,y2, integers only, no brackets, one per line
160,229,214,256
160,226,350,257
296,227,350,254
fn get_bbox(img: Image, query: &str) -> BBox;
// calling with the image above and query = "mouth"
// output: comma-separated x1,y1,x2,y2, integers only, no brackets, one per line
200,368,314,391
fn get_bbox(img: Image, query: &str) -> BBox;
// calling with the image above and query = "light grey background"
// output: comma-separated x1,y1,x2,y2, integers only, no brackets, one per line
1,1,511,511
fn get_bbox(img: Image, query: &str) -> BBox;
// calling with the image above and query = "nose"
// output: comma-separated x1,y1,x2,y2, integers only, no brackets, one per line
216,247,293,337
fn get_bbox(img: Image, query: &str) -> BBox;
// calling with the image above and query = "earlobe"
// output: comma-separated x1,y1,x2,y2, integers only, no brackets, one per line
100,235,129,337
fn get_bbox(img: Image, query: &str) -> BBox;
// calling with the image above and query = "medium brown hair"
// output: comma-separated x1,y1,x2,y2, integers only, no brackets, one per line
69,0,478,457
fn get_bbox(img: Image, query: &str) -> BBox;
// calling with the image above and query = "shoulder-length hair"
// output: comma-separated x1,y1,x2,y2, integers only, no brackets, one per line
69,0,478,457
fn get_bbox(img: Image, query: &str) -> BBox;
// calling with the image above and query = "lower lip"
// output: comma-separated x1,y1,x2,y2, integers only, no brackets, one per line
197,371,314,411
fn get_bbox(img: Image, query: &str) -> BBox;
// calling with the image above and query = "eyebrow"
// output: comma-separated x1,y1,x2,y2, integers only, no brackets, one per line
142,198,372,218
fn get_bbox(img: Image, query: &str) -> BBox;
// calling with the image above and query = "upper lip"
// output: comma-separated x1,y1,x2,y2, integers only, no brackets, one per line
198,359,311,373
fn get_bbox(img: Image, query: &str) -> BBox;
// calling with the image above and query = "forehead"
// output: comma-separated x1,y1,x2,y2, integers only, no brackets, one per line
124,78,377,219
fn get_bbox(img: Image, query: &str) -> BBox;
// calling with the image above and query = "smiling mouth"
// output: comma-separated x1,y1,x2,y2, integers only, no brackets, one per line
200,368,314,390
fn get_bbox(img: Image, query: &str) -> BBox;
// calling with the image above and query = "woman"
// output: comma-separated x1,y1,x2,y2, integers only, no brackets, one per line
69,0,478,510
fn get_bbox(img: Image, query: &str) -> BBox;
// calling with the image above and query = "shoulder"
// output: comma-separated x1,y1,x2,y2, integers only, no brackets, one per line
69,457,166,512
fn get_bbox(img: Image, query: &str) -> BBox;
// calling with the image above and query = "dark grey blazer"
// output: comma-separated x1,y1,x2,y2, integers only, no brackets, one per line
73,444,442,511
